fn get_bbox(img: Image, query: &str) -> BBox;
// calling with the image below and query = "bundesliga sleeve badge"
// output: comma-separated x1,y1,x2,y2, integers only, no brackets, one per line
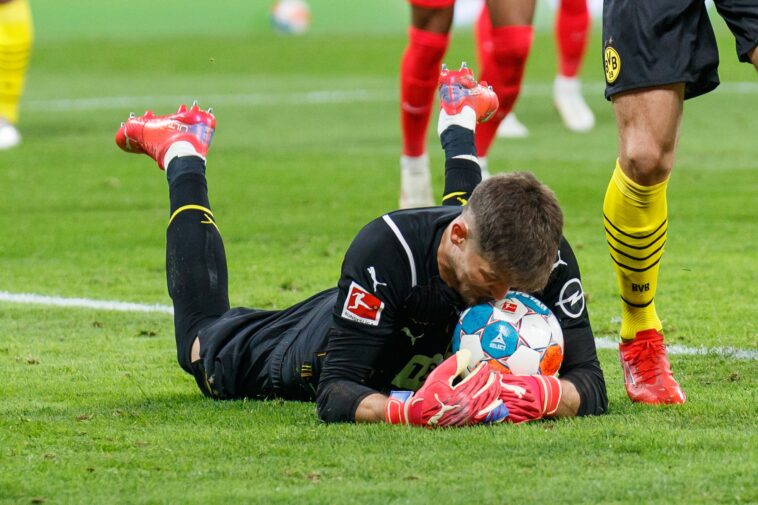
341,281,385,326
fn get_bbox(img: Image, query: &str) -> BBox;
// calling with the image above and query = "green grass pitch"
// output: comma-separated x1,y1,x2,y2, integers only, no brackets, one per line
1,1,756,503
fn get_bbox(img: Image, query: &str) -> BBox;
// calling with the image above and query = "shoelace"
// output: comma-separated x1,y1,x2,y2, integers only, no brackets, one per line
627,339,668,383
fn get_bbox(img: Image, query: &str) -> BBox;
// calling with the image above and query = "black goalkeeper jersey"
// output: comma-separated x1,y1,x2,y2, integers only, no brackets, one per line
196,206,606,422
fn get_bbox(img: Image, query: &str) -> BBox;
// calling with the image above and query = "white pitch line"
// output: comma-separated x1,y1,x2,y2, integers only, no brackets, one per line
1,290,756,360
23,82,758,112
0,291,173,315
593,336,758,361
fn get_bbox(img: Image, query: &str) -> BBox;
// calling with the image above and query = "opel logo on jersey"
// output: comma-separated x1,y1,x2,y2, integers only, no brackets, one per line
555,278,585,318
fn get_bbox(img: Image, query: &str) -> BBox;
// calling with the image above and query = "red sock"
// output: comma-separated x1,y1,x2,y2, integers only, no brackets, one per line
474,19,533,157
556,0,590,78
400,27,450,157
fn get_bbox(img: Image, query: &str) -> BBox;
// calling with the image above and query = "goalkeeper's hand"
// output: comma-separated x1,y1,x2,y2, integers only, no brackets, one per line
497,374,563,423
385,350,509,427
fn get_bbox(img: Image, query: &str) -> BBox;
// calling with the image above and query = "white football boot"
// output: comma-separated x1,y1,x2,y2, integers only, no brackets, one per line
553,75,595,133
0,119,21,150
399,154,434,208
496,112,529,138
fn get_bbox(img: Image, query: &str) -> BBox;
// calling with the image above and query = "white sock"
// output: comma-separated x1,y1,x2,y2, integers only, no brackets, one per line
437,106,477,137
163,141,204,172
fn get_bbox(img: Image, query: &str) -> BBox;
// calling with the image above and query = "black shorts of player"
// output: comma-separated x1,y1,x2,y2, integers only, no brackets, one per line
189,289,336,401
602,0,758,100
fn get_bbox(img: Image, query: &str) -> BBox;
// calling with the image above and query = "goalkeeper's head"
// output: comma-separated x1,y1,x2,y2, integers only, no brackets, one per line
439,172,563,305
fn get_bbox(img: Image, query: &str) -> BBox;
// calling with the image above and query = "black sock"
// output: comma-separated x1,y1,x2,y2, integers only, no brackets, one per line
165,156,230,372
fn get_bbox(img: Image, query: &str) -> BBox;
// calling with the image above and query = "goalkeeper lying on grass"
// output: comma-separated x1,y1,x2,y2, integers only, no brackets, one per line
114,63,607,426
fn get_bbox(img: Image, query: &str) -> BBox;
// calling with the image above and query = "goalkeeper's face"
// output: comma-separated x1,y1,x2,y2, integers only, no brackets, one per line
450,244,510,305
439,217,511,306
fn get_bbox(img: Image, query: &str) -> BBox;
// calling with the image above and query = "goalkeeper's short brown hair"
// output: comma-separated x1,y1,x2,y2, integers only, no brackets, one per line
464,172,563,292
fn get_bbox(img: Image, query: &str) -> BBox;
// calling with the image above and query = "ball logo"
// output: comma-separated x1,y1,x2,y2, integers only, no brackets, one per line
604,46,621,84
501,301,518,313
342,281,385,326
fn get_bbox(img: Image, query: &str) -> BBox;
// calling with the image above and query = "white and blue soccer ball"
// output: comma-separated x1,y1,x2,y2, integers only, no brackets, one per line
452,291,564,376
270,0,311,35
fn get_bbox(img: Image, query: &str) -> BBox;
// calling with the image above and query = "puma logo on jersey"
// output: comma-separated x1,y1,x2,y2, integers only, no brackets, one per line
401,327,424,346
367,266,388,292
551,251,567,272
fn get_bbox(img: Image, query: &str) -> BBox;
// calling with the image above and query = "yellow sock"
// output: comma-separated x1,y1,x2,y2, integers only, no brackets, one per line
0,0,33,124
603,160,667,341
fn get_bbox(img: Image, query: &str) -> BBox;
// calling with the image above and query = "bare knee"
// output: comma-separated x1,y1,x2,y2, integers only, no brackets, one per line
619,135,675,185
612,85,684,185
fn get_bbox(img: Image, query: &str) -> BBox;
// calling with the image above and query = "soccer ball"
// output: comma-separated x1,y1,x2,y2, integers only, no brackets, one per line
270,0,311,35
452,291,564,376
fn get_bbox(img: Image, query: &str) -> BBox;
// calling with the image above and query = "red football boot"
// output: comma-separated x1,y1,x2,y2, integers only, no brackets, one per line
438,62,499,123
619,329,686,404
115,102,216,170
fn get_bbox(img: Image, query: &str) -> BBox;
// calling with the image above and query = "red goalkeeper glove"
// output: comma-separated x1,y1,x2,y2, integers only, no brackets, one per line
385,350,509,427
497,374,563,423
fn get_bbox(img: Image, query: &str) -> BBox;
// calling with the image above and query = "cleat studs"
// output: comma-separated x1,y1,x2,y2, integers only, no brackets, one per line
460,61,468,69
192,100,199,107
207,107,214,114
129,112,136,118
441,63,448,71
177,104,187,113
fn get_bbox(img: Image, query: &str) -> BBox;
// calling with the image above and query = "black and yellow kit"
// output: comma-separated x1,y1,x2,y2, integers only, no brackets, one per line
602,0,758,100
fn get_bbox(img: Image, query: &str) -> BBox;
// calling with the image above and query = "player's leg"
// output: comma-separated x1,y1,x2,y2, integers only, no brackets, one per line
474,0,536,170
115,104,229,391
437,63,498,204
605,86,686,405
399,1,454,208
553,0,594,132
0,0,32,150
601,0,723,404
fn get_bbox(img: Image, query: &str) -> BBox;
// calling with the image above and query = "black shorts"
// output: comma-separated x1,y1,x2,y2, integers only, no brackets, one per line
603,0,758,100
192,289,336,401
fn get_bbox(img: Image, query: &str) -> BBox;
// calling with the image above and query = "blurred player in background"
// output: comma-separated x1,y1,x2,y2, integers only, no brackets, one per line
399,0,594,207
0,0,32,150
399,0,532,207
602,0,757,405
496,0,595,139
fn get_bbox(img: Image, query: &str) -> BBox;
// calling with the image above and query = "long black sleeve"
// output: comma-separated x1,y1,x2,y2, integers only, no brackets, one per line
537,237,608,416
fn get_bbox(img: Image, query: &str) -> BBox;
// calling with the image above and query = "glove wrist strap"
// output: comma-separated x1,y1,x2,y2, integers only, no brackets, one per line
385,391,412,424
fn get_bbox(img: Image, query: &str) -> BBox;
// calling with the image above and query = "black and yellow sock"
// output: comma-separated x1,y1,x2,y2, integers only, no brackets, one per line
0,0,32,124
440,124,480,206
603,160,667,341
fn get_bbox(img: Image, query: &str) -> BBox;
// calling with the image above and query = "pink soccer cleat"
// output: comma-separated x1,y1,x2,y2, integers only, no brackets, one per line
115,101,216,170
619,329,686,405
438,62,498,123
